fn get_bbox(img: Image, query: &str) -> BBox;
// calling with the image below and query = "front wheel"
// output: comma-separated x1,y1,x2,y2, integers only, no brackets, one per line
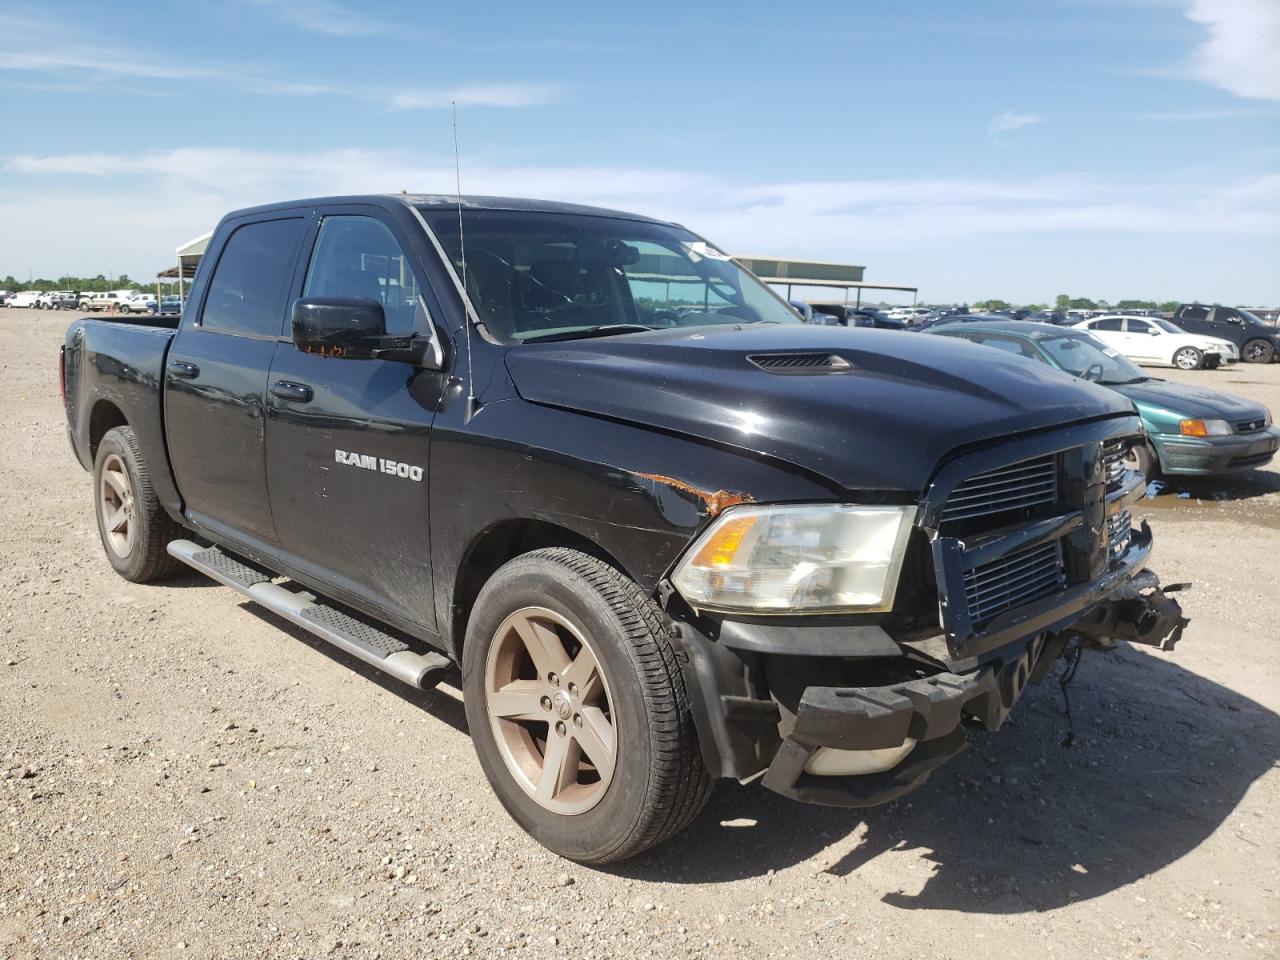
1243,339,1275,364
1173,346,1203,370
1123,441,1158,481
462,548,711,864
93,427,185,582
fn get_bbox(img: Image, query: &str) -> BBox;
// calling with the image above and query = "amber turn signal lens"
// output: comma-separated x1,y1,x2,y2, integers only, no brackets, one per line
1179,419,1208,437
690,514,758,568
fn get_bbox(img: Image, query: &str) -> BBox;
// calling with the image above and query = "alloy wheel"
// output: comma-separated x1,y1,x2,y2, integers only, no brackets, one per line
484,606,617,815
98,453,135,558
1174,348,1200,370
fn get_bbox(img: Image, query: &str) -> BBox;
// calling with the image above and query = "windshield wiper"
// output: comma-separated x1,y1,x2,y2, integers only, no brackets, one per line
521,324,656,344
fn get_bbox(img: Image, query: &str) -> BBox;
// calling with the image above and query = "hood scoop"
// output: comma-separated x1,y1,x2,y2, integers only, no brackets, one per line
747,352,853,375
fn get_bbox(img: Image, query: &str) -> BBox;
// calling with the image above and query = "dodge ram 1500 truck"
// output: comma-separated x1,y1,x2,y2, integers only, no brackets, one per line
62,194,1186,864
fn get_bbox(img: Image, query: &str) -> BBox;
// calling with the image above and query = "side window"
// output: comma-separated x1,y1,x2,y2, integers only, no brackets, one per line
1093,317,1123,332
201,218,306,337
1126,319,1150,334
303,216,425,336
1182,306,1208,322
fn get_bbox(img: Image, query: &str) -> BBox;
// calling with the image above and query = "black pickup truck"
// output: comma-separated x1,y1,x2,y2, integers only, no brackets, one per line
61,194,1186,864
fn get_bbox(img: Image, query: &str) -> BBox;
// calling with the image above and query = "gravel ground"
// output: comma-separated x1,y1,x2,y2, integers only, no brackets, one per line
1,306,1277,959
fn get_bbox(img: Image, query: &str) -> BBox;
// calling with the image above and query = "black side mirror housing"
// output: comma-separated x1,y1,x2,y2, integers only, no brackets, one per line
292,297,387,358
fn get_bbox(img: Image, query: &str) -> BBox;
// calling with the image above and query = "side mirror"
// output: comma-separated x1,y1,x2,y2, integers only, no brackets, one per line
292,297,386,357
1148,328,1160,335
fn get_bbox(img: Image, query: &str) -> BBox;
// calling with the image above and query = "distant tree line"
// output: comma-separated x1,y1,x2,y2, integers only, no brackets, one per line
968,294,1184,313
1,274,185,296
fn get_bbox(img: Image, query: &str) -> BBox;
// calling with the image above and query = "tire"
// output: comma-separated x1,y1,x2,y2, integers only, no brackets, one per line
1243,339,1274,364
1123,441,1158,481
1173,346,1203,370
462,548,712,865
93,426,185,583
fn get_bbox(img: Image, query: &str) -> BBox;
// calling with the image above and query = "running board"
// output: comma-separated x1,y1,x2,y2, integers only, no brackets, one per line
166,540,452,689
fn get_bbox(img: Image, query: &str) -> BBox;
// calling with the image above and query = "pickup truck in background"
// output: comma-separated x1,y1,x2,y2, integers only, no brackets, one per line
61,193,1186,864
1171,304,1280,364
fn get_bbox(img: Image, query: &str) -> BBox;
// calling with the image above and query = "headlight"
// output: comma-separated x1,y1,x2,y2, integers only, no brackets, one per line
670,504,916,615
1179,418,1232,437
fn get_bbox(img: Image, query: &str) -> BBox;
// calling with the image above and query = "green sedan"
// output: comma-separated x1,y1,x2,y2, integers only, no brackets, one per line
930,320,1279,478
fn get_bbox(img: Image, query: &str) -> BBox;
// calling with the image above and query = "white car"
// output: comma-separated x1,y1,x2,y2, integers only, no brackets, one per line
120,293,157,314
7,291,40,308
887,307,934,324
1072,315,1230,370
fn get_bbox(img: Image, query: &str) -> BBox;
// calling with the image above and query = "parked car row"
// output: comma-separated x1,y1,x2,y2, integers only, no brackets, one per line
928,320,1278,480
1,290,182,315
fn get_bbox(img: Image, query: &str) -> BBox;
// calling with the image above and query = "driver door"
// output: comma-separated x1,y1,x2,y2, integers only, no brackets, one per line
264,207,450,631
1124,318,1158,360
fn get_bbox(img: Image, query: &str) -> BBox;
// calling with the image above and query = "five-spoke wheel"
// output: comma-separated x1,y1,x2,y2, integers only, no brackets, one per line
484,606,617,815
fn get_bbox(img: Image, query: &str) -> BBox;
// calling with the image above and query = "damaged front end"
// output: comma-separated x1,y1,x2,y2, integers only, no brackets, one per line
665,421,1190,808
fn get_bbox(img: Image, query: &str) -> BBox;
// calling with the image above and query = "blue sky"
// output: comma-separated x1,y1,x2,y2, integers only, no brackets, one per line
1,0,1277,304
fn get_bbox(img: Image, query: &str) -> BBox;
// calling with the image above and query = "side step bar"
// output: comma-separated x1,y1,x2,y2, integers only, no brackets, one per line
167,540,452,690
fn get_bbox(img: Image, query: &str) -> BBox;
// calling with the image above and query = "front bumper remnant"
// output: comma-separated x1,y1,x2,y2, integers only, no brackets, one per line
761,635,1049,807
759,577,1187,808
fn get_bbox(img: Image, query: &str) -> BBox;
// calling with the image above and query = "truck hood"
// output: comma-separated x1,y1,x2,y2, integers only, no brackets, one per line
504,325,1137,493
1113,378,1268,423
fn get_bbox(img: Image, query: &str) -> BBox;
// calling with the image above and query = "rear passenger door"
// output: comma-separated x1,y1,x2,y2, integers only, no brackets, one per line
1176,306,1212,338
264,206,450,632
165,214,309,553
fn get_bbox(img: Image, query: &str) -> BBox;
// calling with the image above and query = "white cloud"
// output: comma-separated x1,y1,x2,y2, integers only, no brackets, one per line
1185,0,1280,101
244,0,391,36
988,110,1044,140
4,147,1278,303
387,83,563,111
0,50,224,82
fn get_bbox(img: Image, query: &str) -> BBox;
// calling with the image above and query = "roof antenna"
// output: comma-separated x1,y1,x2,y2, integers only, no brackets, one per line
452,100,479,423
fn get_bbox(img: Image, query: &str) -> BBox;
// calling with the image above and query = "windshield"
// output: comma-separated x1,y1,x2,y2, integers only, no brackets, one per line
1238,309,1265,326
1152,318,1184,333
1040,333,1148,384
420,208,801,343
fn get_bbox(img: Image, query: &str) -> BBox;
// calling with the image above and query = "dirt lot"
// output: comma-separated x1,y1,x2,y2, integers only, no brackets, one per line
1,306,1277,959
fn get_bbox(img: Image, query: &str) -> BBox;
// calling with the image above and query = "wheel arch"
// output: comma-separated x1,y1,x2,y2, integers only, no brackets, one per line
88,400,129,461
449,517,632,661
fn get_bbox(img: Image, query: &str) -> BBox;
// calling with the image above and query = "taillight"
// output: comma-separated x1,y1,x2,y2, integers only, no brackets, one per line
59,344,67,404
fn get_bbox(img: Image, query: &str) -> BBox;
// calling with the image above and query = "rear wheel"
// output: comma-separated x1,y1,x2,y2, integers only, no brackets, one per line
1243,339,1274,364
462,548,711,864
1173,346,1203,370
93,426,185,582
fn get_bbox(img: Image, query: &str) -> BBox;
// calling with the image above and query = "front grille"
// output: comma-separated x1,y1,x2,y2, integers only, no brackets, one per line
1101,438,1130,486
941,454,1057,524
1107,509,1132,561
963,540,1066,627
1235,417,1266,434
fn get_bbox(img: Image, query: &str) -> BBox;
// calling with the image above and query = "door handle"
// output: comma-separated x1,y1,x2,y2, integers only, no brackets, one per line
167,359,199,379
271,380,313,403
